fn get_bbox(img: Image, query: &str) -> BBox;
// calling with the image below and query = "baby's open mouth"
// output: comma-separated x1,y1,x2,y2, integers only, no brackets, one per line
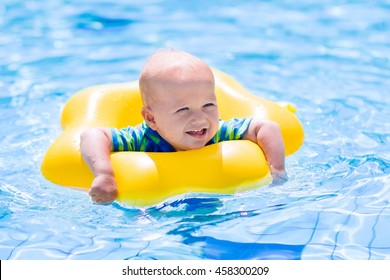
186,128,207,138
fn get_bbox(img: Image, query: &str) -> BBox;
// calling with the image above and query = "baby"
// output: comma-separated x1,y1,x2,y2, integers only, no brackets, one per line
80,49,286,204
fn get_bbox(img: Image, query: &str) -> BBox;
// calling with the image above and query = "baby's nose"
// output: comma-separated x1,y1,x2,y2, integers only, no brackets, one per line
190,112,208,124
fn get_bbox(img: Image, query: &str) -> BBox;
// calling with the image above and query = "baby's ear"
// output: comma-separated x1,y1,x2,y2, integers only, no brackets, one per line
141,107,157,130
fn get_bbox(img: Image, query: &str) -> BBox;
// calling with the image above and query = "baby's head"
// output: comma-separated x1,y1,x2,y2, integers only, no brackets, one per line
138,49,219,151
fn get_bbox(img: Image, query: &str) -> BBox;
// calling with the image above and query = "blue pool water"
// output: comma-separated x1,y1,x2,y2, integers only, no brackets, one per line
1,0,389,260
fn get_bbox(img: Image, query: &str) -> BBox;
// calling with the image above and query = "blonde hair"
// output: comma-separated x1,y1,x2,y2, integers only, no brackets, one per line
139,49,214,105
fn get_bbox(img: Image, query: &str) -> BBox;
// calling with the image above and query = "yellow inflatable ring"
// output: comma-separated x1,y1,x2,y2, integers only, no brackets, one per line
41,69,304,207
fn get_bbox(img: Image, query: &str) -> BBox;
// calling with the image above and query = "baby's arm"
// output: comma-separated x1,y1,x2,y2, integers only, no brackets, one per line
243,119,287,183
80,128,118,204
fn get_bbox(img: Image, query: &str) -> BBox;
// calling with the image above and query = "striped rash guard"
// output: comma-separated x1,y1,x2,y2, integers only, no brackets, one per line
111,118,253,152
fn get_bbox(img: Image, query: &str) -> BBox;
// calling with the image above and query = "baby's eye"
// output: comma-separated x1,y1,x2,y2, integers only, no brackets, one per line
175,107,189,113
203,103,216,108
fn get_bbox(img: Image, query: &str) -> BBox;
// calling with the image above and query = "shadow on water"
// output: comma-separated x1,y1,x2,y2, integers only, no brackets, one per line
188,236,305,260
138,197,305,260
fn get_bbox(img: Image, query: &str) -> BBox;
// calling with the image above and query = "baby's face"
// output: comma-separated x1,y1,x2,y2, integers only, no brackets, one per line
143,73,219,151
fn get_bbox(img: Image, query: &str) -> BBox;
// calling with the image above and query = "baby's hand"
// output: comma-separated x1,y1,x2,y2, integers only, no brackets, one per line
88,174,118,205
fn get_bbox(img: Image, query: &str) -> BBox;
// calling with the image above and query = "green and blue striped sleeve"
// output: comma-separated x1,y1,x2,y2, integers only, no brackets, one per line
213,118,253,143
110,126,143,151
